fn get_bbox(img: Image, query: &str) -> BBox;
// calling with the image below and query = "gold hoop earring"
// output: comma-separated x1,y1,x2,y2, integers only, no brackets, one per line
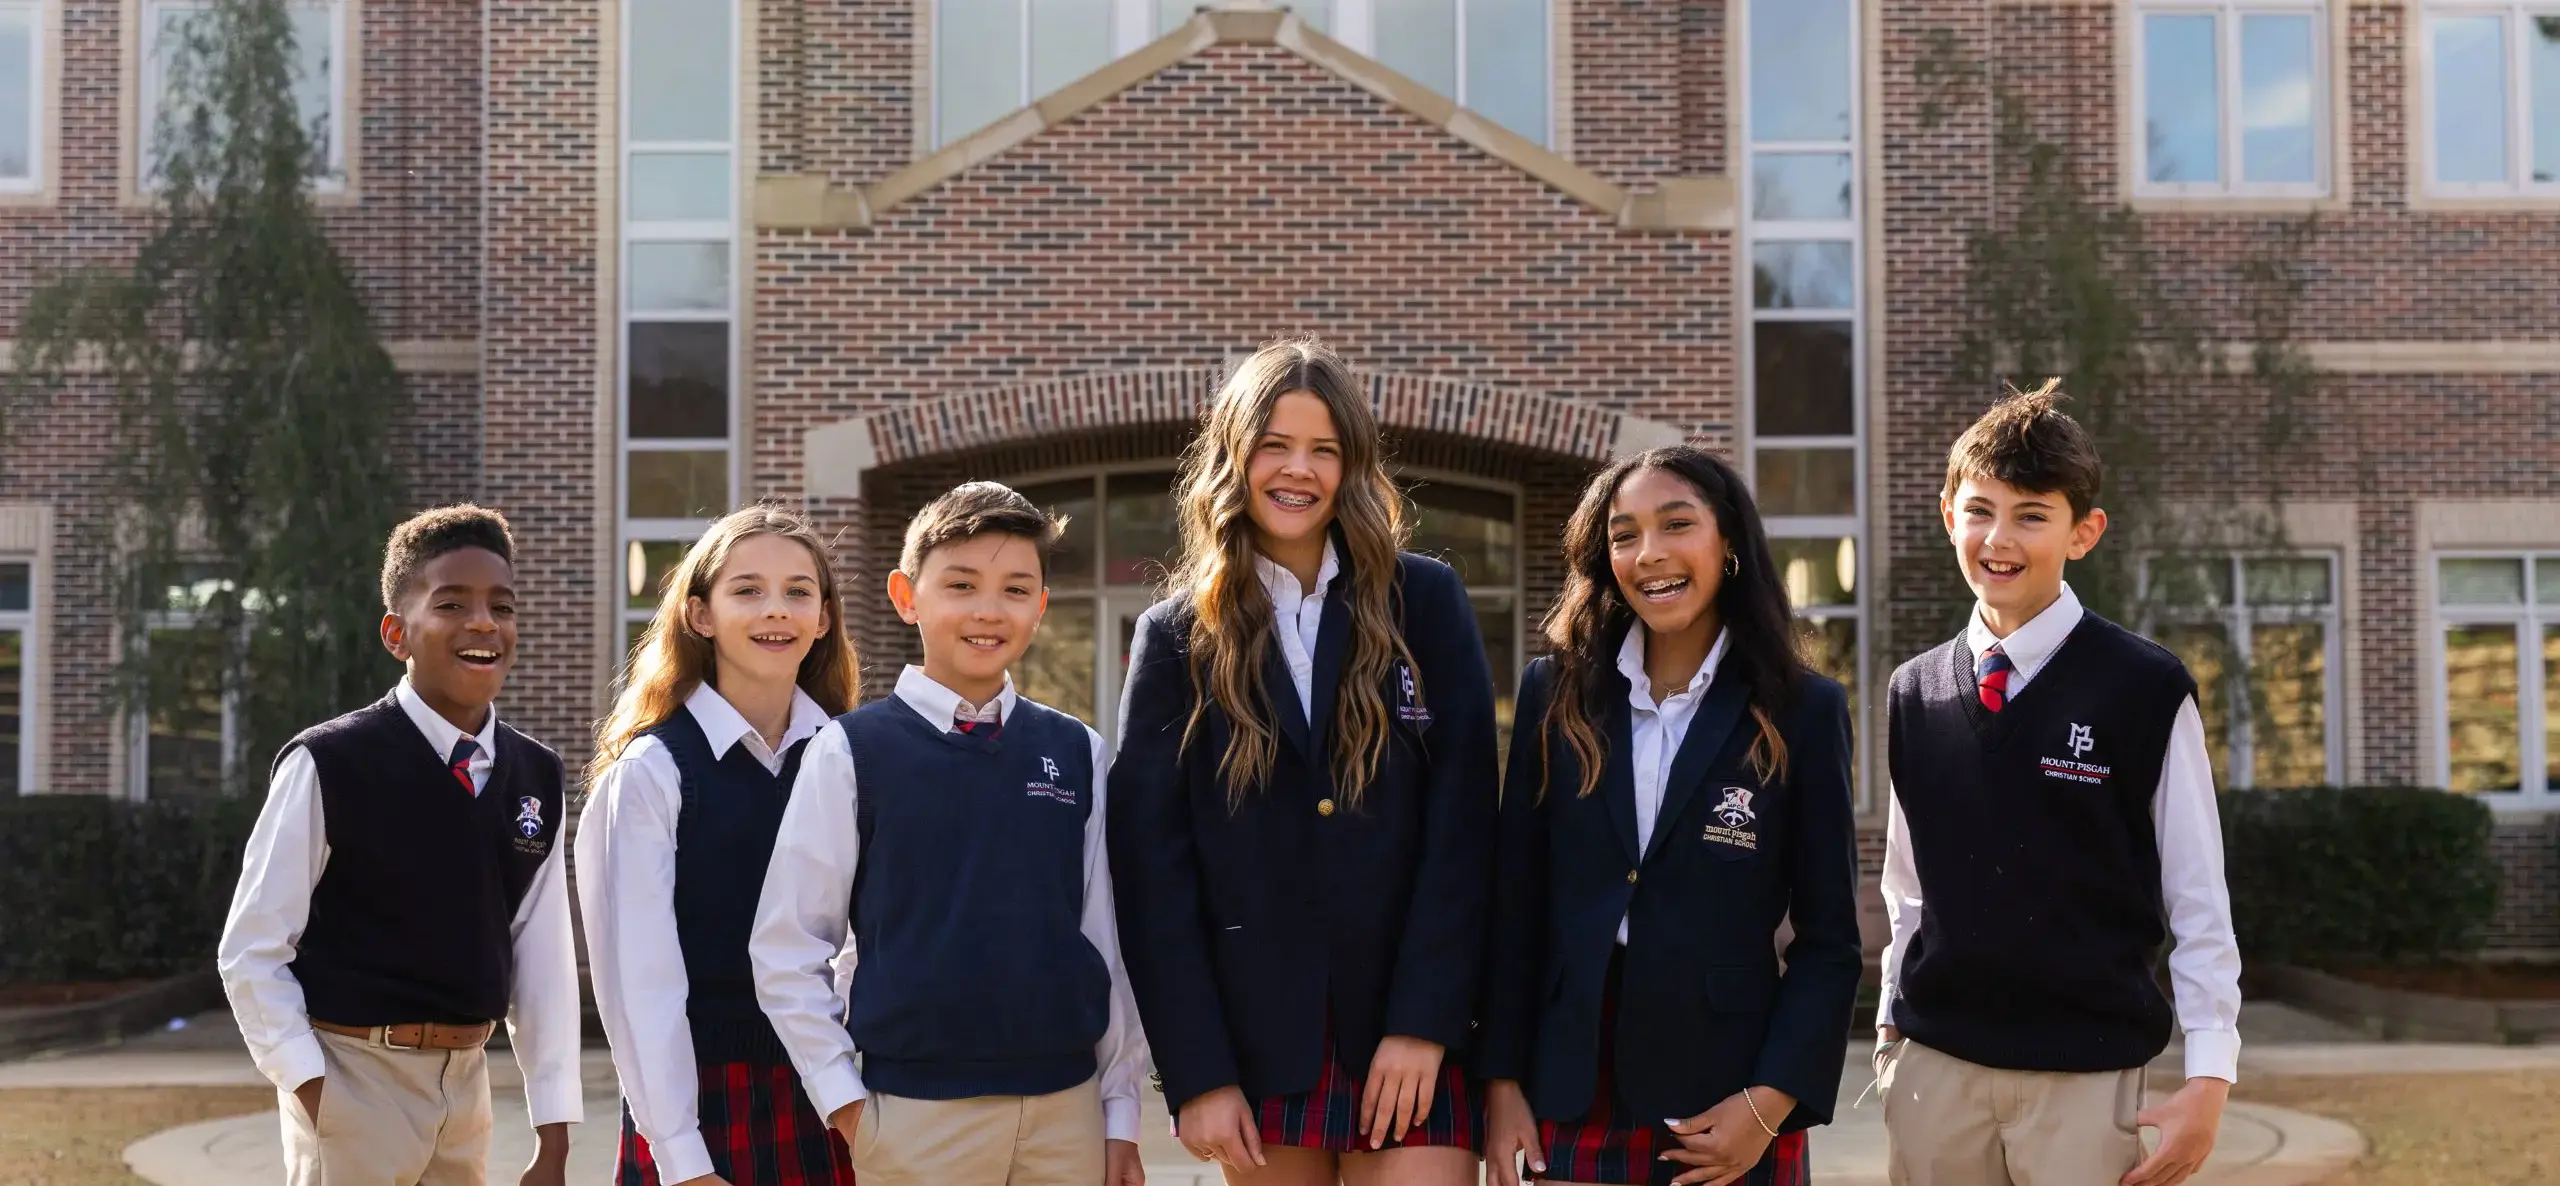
1725,552,1740,577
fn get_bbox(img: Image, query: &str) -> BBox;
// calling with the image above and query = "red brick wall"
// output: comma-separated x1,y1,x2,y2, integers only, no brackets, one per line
0,0,486,794
479,0,604,767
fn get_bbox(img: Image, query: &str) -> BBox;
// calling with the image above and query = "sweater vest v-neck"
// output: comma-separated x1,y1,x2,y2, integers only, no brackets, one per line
282,694,565,1027
645,705,808,1065
838,694,1109,1100
1885,612,2196,1072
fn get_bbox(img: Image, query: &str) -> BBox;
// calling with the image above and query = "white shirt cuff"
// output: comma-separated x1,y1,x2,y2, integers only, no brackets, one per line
524,1074,586,1128
650,1130,715,1185
2183,1029,2240,1084
1103,1095,1140,1144
259,1032,330,1094
1874,995,1895,1028
806,1059,868,1123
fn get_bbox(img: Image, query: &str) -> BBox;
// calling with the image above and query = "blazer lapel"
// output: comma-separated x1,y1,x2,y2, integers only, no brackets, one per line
1601,690,1643,867
1263,646,1312,759
1307,574,1354,751
1645,673,1751,862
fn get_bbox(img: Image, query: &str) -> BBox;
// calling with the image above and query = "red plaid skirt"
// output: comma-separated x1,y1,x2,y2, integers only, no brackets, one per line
615,1062,855,1186
1252,1027,1480,1153
1536,958,1809,1186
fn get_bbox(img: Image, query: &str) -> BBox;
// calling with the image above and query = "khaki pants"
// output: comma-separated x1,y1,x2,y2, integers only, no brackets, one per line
851,1076,1103,1186
279,1029,495,1186
1881,1039,2144,1186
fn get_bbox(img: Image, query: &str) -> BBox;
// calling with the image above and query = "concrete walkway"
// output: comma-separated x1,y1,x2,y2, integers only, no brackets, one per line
11,1002,2510,1186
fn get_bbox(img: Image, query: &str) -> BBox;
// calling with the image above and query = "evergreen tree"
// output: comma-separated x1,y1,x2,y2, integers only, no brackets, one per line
9,0,407,793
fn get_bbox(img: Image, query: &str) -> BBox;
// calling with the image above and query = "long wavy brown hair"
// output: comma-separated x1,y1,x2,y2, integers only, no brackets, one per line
588,505,861,784
1539,448,1804,800
1169,337,1418,811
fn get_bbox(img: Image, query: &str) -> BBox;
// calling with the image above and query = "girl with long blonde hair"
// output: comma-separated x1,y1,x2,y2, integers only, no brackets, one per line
1108,337,1500,1186
575,505,860,1186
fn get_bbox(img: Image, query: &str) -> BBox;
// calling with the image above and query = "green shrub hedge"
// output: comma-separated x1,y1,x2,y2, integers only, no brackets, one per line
2220,785,2501,966
0,795,260,985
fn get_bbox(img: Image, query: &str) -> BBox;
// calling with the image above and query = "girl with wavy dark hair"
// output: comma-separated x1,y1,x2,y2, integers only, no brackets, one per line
1108,337,1499,1186
1479,447,1862,1186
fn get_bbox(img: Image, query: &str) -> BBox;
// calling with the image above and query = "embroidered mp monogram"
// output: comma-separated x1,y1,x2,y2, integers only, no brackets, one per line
1025,756,1077,804
1701,785,1760,851
1394,662,1431,725
2040,723,2114,784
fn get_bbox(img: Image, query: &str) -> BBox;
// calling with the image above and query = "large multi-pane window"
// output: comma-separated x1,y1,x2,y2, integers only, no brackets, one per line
1741,0,1865,757
0,2,41,192
2435,553,2560,802
933,0,1551,147
2419,3,2560,195
2144,554,2341,788
126,570,241,800
620,0,740,662
2132,1,2328,196
140,0,345,185
1011,467,1522,747
0,561,30,793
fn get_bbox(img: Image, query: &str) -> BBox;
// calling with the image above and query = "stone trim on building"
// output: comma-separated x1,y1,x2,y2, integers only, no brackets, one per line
803,366,1686,497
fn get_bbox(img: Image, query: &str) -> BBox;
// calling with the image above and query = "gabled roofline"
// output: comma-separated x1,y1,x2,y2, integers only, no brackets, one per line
755,8,1732,234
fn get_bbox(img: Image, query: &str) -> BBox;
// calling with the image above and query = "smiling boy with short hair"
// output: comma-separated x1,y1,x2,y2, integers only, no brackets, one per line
1875,382,2243,1186
752,481,1149,1186
217,504,582,1186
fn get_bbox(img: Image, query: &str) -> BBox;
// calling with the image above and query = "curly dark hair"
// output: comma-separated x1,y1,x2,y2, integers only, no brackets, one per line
380,504,516,612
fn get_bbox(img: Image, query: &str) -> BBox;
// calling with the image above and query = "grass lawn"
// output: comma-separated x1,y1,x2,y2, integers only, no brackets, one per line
2237,1070,2560,1185
0,1086,274,1186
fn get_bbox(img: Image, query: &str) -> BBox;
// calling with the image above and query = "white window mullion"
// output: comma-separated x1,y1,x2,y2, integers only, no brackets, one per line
2510,6,2531,191
1337,0,1375,54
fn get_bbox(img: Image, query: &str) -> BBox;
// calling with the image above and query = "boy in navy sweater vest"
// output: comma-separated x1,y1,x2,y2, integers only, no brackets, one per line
217,505,581,1186
753,482,1150,1186
1876,383,2242,1186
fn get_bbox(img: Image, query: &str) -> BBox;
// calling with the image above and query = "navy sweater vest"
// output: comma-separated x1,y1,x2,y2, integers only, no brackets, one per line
1886,613,2196,1072
840,695,1108,1100
645,705,808,1065
284,695,565,1026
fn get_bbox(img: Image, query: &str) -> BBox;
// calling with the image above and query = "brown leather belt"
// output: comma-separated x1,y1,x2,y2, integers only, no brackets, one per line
311,1019,494,1051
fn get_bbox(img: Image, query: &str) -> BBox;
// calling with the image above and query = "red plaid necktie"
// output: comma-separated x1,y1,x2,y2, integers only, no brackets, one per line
447,737,480,796
953,706,1002,742
1976,644,2014,712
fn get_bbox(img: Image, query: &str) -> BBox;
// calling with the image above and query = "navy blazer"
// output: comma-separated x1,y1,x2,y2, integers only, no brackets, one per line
1107,550,1498,1111
1480,643,1861,1132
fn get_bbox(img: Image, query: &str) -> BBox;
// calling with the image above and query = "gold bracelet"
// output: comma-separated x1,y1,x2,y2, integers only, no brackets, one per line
1742,1087,1779,1138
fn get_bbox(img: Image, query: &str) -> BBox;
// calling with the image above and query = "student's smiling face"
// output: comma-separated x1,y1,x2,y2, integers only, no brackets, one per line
888,532,1048,705
1243,391,1344,556
382,547,517,728
685,531,827,692
1943,474,2108,629
1606,466,1730,642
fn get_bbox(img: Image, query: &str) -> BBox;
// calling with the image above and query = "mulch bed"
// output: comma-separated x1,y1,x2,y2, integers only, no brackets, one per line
2323,962,2560,1001
0,981,157,1009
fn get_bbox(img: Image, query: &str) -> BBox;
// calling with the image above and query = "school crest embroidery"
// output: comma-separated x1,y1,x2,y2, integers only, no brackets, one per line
1700,785,1760,852
2038,722,2115,785
1025,756,1076,804
1395,662,1431,725
511,796,551,855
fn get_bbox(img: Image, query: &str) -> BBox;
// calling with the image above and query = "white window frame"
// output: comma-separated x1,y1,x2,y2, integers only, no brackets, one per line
0,1,43,193
2140,552,2344,788
2129,0,2331,199
1005,460,1525,749
2417,2,2560,197
617,0,743,667
0,560,35,795
137,0,348,190
124,596,245,802
1737,0,1869,807
1322,0,1556,146
931,0,1157,147
2430,550,2560,808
